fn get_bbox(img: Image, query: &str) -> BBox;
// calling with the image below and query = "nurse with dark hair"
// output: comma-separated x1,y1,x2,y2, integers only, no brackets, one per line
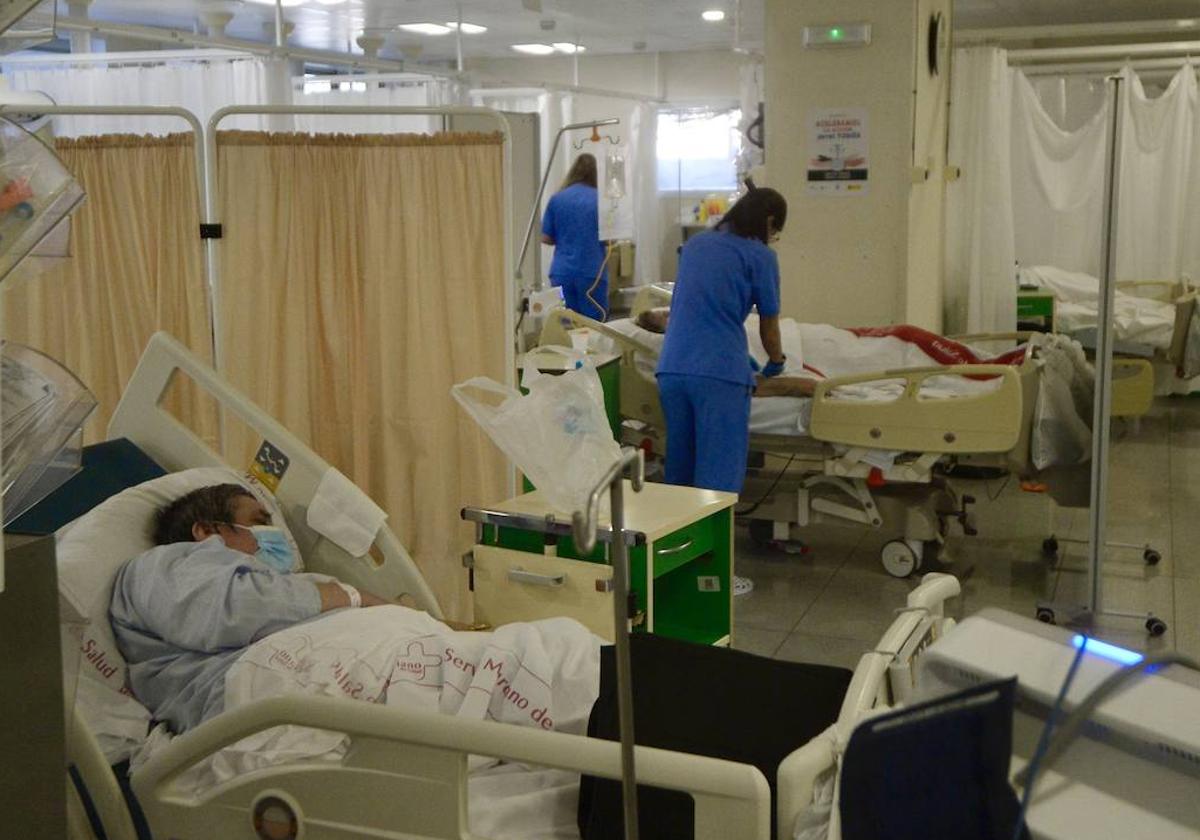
656,187,795,493
541,153,609,320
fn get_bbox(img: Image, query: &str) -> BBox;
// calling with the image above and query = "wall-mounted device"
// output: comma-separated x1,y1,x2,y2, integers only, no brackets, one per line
802,23,872,49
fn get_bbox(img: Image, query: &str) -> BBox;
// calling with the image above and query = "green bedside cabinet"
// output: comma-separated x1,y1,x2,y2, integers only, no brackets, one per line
463,482,736,646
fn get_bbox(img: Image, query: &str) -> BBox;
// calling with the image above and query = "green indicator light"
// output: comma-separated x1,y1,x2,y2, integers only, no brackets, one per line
830,28,842,39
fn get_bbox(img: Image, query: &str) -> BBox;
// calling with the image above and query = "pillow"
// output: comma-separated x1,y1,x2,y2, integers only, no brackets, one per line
57,467,302,757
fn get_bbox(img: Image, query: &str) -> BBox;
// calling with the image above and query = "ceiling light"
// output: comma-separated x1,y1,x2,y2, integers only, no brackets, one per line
701,9,726,22
552,42,585,53
445,21,488,34
511,43,556,55
314,0,349,5
398,23,453,36
245,0,304,7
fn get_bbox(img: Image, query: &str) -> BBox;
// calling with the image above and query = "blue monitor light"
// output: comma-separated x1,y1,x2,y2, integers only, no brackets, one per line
1072,634,1144,666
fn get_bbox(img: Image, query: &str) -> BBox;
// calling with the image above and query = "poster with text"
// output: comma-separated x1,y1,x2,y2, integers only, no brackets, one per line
806,108,869,195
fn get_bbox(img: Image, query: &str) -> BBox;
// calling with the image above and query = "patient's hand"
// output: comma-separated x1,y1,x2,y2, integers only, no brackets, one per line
360,590,391,607
754,375,817,398
442,618,492,631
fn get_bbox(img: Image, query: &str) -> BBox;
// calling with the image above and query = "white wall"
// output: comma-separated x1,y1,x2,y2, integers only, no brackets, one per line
765,0,950,329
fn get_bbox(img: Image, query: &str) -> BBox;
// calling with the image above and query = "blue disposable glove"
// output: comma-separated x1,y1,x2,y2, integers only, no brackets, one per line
762,356,786,378
748,356,761,373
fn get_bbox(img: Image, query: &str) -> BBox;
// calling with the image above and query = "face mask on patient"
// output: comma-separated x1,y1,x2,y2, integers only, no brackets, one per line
227,524,296,573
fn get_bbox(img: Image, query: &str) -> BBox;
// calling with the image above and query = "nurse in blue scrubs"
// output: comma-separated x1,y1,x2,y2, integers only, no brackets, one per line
656,187,789,493
541,153,608,320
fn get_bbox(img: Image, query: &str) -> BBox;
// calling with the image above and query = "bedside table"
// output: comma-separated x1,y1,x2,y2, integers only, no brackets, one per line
462,481,736,646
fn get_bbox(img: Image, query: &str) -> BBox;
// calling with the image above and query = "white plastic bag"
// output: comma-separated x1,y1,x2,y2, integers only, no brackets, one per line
1030,333,1093,470
452,359,622,516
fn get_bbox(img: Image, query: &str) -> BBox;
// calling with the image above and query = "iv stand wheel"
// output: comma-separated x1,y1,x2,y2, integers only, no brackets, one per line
1146,617,1168,637
880,539,920,578
1041,537,1059,558
1144,548,1162,566
1036,607,1056,626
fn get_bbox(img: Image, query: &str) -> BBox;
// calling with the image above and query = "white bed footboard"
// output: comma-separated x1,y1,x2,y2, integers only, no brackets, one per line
132,695,771,840
108,332,441,616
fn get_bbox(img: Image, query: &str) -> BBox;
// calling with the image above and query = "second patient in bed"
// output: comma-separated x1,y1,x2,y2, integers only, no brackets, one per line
635,307,816,398
109,483,393,733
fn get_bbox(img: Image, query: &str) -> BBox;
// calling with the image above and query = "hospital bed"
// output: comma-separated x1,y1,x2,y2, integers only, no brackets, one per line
1018,265,1200,384
58,332,962,840
539,304,1105,579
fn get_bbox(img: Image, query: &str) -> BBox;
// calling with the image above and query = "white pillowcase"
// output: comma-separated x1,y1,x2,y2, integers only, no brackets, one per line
58,466,301,761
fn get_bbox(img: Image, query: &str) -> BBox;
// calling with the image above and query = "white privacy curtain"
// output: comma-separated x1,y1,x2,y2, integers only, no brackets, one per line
1009,69,1110,279
944,47,1016,334
1115,65,1196,280
294,83,437,134
630,101,661,285
1,57,284,135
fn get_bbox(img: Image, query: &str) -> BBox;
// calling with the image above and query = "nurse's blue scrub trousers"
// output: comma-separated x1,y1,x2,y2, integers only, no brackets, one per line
555,275,608,321
657,373,752,493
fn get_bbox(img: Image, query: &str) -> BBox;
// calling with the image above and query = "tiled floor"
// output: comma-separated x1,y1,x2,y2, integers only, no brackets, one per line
731,396,1199,669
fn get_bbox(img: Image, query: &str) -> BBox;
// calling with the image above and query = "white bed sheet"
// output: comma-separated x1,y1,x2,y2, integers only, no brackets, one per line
606,318,1006,438
126,607,601,840
1018,265,1177,349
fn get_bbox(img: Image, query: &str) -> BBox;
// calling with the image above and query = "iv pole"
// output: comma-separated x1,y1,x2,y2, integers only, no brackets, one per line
573,447,645,840
514,117,620,290
1036,73,1164,635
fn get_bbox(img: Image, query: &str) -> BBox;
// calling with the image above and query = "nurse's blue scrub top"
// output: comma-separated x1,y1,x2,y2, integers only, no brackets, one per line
657,229,781,387
542,183,607,282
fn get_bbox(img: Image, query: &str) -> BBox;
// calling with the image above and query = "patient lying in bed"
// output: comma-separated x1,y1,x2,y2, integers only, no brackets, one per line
109,484,394,733
635,307,817,397
111,483,602,741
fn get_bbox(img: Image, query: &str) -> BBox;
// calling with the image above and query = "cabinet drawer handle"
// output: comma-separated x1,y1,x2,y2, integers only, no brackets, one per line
508,568,566,587
656,538,695,557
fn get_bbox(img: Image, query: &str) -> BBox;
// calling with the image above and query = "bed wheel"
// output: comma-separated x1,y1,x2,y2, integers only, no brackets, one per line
1036,607,1056,625
1146,617,1168,637
1144,548,1162,566
880,540,920,578
1042,537,1059,558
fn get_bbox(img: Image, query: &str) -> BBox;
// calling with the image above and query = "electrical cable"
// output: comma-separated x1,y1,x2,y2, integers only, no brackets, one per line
585,241,617,320
735,453,796,517
1010,636,1087,840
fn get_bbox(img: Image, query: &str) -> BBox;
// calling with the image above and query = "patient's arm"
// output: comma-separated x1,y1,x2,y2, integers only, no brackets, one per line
759,315,785,365
316,581,390,610
754,376,817,397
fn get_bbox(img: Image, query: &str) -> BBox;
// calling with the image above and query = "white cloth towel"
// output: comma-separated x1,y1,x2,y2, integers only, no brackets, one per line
306,467,387,557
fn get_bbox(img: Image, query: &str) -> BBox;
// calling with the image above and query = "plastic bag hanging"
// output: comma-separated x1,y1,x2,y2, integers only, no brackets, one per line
452,360,622,517
597,143,633,241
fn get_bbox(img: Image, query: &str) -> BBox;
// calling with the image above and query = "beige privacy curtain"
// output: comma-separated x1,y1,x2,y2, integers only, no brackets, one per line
216,130,508,619
2,134,214,442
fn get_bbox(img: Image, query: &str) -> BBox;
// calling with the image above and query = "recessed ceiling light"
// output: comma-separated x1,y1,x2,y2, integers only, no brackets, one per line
511,43,556,55
446,21,489,34
552,42,585,53
701,9,726,22
398,23,453,36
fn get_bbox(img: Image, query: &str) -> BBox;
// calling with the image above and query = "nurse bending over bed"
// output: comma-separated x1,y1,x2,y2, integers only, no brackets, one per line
109,483,392,734
655,187,813,493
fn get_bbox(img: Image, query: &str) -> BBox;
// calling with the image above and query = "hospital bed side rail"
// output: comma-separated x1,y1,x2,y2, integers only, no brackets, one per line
107,331,442,617
809,365,1025,455
131,694,771,840
775,573,962,840
540,305,661,359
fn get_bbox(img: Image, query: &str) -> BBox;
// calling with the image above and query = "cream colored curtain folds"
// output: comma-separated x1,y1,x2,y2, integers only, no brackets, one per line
216,130,508,619
2,133,215,443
